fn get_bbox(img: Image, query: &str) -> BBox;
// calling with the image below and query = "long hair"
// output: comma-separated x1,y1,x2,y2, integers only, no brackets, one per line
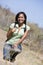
15,12,27,25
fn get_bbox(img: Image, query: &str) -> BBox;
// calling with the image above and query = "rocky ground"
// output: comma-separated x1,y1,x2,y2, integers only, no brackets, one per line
0,29,43,65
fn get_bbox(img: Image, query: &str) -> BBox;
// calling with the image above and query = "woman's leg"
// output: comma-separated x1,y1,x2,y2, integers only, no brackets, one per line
10,52,19,62
10,44,22,62
3,44,12,60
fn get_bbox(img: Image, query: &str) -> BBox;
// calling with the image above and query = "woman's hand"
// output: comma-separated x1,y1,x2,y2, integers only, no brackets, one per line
14,44,18,48
12,43,18,49
12,28,16,32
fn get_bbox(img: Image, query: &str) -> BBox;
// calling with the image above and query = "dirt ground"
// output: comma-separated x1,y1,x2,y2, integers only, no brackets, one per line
0,29,43,65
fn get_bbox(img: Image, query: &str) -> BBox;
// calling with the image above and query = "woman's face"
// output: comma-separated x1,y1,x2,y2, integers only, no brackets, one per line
18,14,25,24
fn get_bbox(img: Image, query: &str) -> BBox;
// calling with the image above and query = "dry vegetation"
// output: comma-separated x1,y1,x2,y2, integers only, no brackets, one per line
0,6,43,54
0,6,15,31
0,6,43,65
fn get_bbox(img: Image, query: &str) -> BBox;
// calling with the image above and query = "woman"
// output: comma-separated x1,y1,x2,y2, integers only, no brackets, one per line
3,12,30,62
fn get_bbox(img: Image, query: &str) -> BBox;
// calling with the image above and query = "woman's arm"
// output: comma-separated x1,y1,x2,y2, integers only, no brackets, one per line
14,30,29,47
7,28,12,38
7,28,16,38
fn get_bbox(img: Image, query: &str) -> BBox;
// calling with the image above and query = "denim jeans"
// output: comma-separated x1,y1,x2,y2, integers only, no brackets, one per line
3,42,22,60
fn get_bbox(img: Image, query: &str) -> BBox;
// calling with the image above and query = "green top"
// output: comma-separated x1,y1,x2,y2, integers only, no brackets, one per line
6,23,30,45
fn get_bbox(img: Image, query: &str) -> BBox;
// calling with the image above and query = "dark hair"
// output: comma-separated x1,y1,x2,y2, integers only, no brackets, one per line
15,12,27,25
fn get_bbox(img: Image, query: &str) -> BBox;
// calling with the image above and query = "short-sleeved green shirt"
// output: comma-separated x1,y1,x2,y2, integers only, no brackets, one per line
6,23,30,45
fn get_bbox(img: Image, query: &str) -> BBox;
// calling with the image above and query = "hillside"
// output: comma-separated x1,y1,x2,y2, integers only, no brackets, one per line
0,29,43,65
0,6,43,65
0,6,43,54
0,6,15,30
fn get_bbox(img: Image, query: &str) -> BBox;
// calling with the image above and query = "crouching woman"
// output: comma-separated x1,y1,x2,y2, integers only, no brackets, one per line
3,12,30,62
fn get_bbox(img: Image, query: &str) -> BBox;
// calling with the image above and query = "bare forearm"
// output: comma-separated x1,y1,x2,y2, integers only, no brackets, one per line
7,28,16,38
7,29,13,38
15,30,28,45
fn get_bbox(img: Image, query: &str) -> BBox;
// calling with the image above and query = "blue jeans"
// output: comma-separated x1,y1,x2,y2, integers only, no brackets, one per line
3,42,22,60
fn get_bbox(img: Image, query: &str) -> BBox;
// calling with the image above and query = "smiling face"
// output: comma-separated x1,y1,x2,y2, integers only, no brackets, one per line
18,14,25,24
